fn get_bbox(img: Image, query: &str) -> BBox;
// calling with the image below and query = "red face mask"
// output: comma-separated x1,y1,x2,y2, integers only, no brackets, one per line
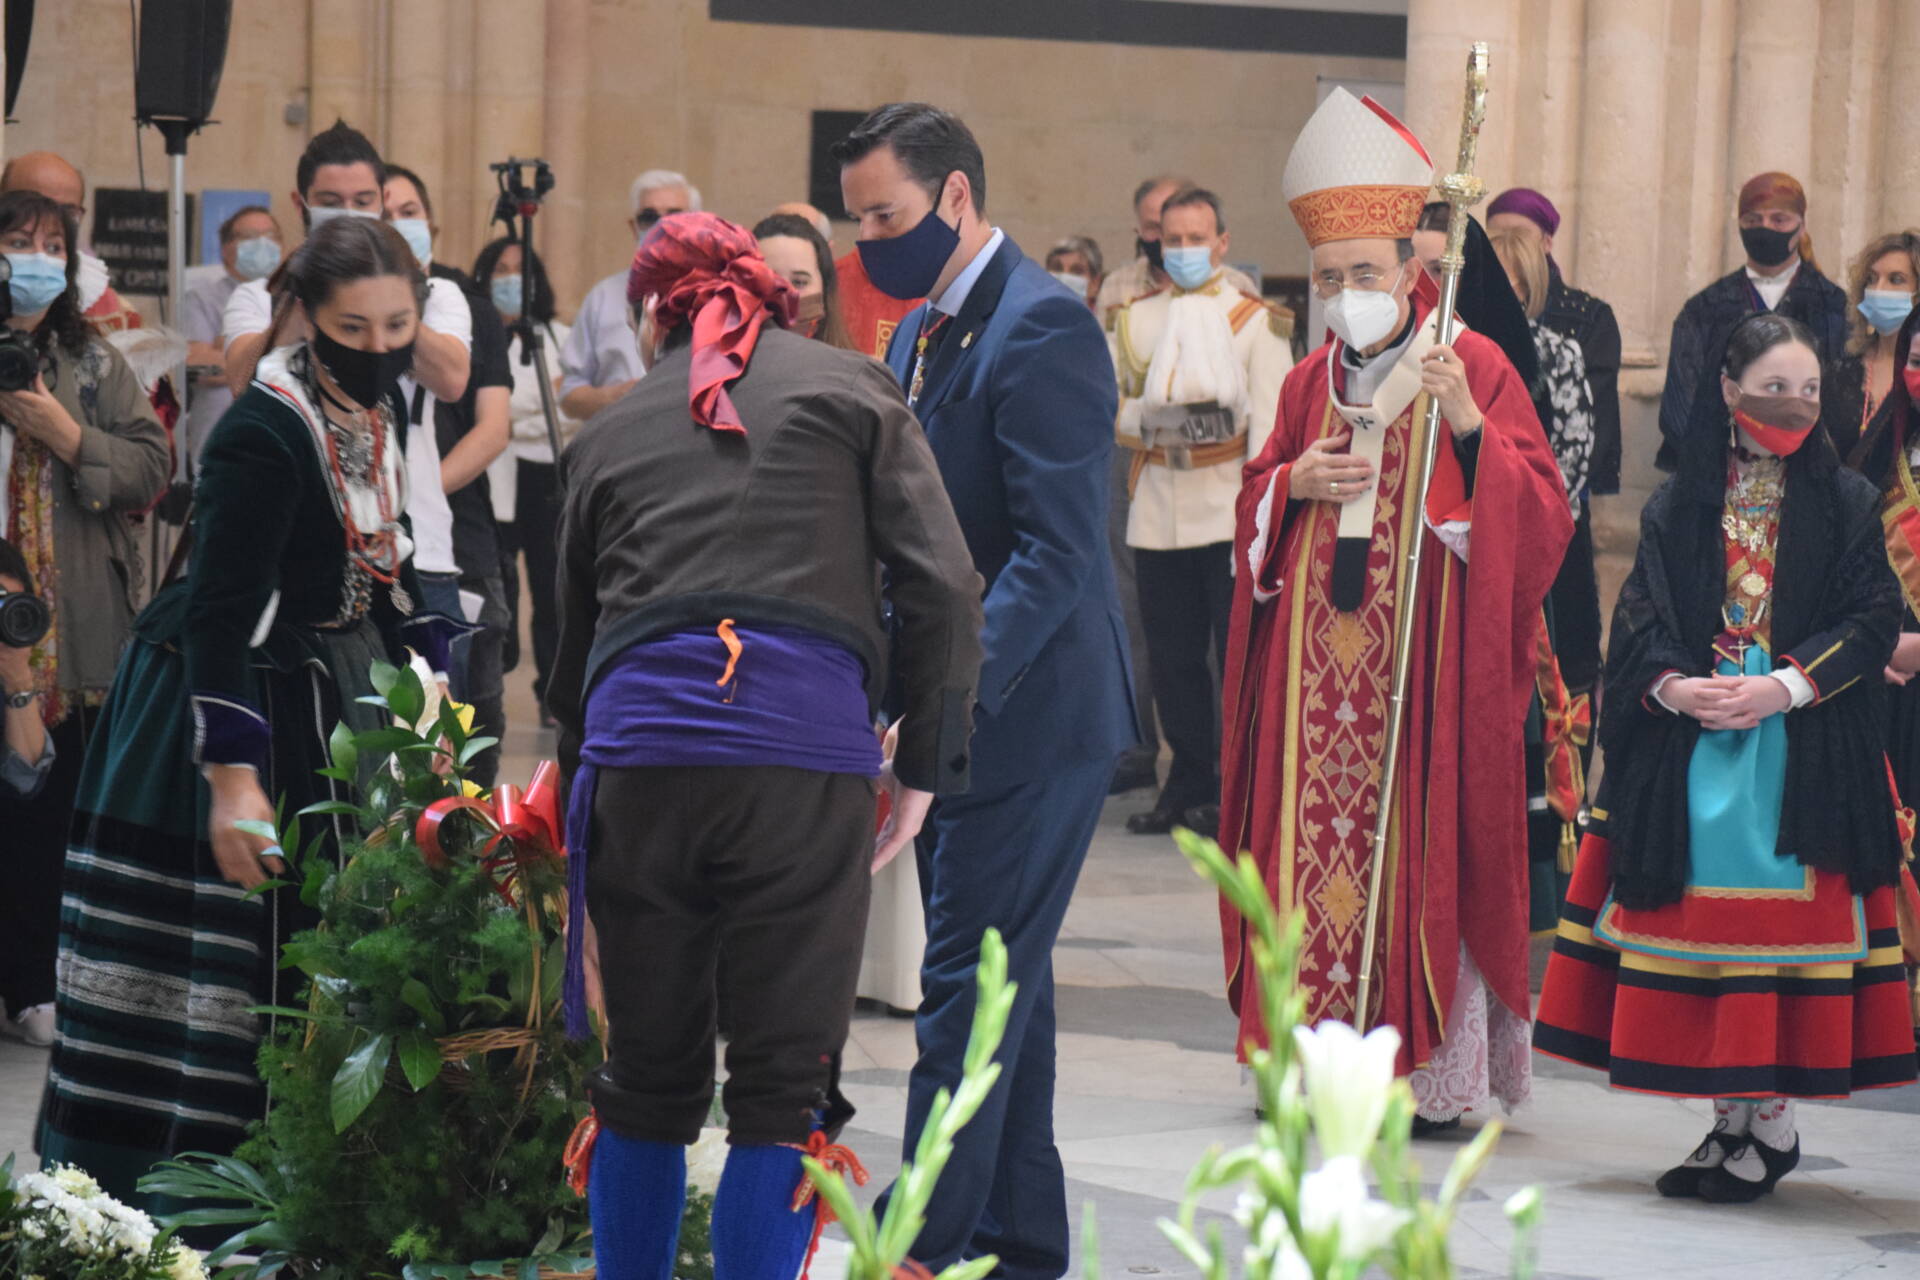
1904,365,1920,406
1729,391,1820,457
793,292,826,341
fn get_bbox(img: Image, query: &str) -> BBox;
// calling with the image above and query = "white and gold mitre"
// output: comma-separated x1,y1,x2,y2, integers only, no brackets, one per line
1281,88,1434,247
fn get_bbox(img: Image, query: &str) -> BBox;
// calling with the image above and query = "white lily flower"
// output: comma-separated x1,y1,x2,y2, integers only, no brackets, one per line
1292,1019,1401,1160
1298,1156,1412,1262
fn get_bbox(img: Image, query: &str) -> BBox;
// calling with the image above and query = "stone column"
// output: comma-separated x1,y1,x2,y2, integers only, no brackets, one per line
1507,0,1588,277
453,0,545,271
1724,0,1816,266
1575,0,1674,554
308,0,376,147
385,0,449,209
1403,0,1521,199
542,0,592,317
1880,0,1920,238
438,4,477,270
1574,0,1668,361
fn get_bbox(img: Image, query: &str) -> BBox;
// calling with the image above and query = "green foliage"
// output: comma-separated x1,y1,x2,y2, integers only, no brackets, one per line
676,1191,714,1280
141,669,613,1278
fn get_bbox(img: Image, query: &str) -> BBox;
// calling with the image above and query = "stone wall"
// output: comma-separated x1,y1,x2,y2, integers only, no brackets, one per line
9,0,1400,321
18,0,1920,596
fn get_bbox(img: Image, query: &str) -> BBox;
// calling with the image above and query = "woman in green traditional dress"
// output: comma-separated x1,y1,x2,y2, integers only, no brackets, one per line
40,215,461,1205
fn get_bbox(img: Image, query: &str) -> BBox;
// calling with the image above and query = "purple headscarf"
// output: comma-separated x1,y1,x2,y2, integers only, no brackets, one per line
1488,187,1561,237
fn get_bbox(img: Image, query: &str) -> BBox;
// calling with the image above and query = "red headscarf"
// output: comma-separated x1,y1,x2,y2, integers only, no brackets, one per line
627,212,798,434
1737,171,1820,272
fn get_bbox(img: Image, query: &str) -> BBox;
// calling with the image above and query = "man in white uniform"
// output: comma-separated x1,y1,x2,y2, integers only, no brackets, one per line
1109,186,1292,835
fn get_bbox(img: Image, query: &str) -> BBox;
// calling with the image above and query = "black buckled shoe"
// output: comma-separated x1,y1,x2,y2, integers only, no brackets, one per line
1655,1131,1742,1199
1696,1135,1800,1204
1109,757,1160,795
1182,804,1222,837
1126,807,1181,835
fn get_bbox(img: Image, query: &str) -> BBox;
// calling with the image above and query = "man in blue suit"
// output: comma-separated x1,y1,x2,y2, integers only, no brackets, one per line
838,103,1137,1278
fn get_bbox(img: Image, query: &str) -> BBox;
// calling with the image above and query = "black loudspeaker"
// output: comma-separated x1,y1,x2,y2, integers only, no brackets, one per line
809,110,869,219
134,0,233,127
4,0,33,120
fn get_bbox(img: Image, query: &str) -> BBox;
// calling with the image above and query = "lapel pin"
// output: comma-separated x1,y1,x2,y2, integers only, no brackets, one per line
961,331,974,349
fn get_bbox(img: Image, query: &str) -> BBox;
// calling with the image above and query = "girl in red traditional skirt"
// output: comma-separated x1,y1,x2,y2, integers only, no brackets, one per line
1534,312,1918,1203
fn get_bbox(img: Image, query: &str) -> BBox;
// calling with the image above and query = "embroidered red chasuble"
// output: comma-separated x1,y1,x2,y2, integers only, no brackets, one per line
1218,284,1570,1075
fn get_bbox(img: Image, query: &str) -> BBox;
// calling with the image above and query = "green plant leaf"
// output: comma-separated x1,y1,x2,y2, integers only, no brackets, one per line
233,818,280,844
436,698,470,750
935,1259,1000,1280
296,800,367,819
330,1030,393,1132
245,1004,330,1022
280,938,341,979
388,662,425,728
300,854,331,908
400,977,447,1034
354,726,430,757
369,657,400,697
457,736,501,766
397,1027,442,1092
328,719,359,778
406,771,449,804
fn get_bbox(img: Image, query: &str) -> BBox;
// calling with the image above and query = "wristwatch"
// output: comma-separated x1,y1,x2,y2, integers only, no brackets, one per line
5,688,37,710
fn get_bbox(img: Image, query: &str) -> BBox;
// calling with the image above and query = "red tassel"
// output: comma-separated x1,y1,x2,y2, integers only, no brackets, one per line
562,1111,601,1197
788,1129,869,1280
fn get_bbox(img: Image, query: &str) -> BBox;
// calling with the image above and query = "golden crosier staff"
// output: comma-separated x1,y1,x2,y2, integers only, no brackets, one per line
1353,42,1490,1032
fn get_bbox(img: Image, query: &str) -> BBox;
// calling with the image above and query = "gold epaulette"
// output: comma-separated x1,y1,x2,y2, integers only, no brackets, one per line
1230,289,1295,340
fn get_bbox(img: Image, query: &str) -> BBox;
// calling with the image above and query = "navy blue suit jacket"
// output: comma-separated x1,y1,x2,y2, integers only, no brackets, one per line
885,235,1137,793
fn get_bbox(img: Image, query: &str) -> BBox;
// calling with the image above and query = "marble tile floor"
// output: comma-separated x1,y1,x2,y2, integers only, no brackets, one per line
6,671,1918,1277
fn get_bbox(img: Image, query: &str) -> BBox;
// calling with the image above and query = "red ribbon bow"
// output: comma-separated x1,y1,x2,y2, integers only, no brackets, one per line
414,759,566,906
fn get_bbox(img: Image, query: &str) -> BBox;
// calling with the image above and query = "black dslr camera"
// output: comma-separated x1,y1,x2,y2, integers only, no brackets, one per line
0,583,50,648
0,256,42,392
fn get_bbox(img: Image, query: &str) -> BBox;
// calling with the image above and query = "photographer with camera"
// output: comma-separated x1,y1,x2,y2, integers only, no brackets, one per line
1,539,51,797
0,189,169,1049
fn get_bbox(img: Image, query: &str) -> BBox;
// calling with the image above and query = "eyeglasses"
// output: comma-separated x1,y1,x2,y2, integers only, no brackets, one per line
1311,267,1394,299
1738,211,1800,232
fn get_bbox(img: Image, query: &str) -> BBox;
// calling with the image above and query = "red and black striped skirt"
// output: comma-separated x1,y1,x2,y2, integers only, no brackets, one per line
1533,833,1917,1099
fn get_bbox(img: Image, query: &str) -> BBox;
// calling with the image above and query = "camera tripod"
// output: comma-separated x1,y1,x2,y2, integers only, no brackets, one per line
489,157,568,488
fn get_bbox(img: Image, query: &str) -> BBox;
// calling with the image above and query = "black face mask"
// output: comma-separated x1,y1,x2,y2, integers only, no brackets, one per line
311,319,416,411
1136,235,1164,273
1740,223,1798,269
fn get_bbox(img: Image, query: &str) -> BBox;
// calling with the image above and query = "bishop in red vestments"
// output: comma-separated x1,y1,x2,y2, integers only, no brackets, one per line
1218,89,1571,1126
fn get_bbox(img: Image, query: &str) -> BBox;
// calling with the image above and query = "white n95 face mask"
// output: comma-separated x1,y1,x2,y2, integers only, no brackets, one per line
1323,266,1404,351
